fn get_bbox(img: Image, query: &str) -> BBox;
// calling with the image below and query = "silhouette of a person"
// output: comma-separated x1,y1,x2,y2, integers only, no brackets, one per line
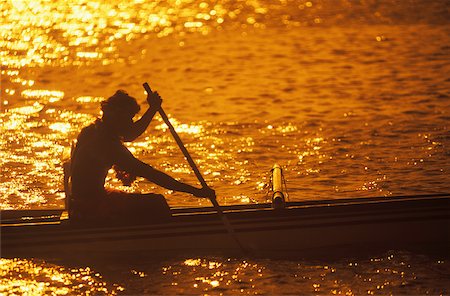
70,89,214,223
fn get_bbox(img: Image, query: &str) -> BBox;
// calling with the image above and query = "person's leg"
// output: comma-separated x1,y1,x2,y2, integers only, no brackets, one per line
70,195,106,224
105,191,171,224
125,193,171,223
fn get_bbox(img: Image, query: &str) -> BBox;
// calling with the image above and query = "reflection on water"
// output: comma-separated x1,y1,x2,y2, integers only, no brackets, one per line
0,258,123,295
0,102,93,209
1,253,448,295
1,0,264,69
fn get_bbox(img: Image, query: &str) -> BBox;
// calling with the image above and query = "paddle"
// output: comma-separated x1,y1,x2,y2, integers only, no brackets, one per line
143,82,246,253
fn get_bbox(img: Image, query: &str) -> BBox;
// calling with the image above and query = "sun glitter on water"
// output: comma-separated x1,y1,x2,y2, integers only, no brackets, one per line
0,258,123,295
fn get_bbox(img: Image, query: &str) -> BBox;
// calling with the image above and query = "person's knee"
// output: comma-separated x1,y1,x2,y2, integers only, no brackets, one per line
131,194,171,221
140,193,168,206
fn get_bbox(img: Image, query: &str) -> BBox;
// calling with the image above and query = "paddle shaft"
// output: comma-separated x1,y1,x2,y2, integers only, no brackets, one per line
143,83,208,187
142,83,245,252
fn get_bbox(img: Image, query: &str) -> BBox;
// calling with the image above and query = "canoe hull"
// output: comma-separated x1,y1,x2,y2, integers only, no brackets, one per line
2,195,449,260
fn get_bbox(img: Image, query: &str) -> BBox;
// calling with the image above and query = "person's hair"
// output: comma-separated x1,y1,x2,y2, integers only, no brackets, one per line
101,90,140,116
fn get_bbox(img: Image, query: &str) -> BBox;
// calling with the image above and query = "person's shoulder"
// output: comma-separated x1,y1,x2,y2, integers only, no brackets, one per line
77,121,98,141
81,122,97,134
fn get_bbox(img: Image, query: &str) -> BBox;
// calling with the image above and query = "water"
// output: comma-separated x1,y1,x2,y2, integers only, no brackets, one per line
2,254,450,295
1,0,449,294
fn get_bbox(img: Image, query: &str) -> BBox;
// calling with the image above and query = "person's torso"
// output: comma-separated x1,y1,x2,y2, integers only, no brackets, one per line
71,120,120,198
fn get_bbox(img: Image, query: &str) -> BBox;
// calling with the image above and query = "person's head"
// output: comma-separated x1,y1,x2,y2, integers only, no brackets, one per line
101,90,140,136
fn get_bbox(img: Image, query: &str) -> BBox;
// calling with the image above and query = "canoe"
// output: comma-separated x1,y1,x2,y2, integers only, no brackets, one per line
2,193,449,260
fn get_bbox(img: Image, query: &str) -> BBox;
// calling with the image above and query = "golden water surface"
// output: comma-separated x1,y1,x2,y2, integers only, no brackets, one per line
1,0,449,294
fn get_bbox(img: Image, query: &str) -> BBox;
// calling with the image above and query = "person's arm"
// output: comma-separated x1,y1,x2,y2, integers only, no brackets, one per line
139,164,214,198
114,144,215,198
123,91,162,142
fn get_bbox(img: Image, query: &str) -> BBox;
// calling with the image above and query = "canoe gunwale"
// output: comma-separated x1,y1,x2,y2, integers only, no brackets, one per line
2,192,449,226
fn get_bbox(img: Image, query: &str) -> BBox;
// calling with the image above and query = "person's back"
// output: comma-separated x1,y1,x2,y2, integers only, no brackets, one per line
71,120,112,199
